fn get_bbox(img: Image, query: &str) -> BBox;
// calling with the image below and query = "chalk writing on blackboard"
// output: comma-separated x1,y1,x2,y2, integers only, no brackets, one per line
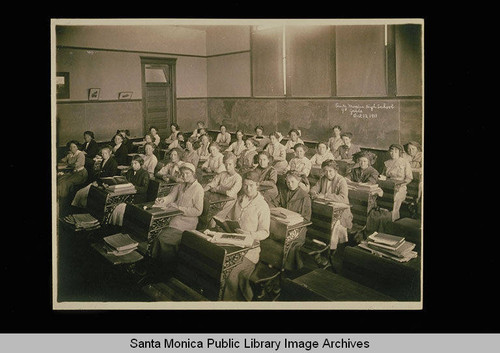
334,102,395,119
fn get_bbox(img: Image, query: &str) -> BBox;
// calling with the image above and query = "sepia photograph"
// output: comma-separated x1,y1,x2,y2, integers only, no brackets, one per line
51,18,424,310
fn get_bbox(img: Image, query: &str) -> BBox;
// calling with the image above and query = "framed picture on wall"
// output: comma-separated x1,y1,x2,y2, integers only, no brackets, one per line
118,91,133,100
56,72,70,99
88,88,100,101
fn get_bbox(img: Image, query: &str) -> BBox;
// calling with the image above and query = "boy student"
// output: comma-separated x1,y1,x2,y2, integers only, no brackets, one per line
309,159,353,253
335,132,361,160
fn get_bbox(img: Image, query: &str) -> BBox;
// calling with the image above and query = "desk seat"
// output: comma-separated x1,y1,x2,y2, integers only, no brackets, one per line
280,268,394,301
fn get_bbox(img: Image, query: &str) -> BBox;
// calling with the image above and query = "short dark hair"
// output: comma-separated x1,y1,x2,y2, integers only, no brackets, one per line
132,154,144,166
83,131,94,139
169,147,184,160
67,140,80,149
220,124,226,129
255,125,264,132
171,123,179,130
321,159,338,170
243,170,260,183
341,132,353,139
289,128,300,136
293,143,307,152
332,125,342,131
285,170,302,181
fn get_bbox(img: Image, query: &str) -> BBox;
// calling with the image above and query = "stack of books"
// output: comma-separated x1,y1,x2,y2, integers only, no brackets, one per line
358,231,418,262
347,180,380,191
103,233,139,256
61,213,100,231
270,207,304,225
100,176,136,194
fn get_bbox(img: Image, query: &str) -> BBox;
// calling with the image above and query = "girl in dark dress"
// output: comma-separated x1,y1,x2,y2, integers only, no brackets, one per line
111,133,129,166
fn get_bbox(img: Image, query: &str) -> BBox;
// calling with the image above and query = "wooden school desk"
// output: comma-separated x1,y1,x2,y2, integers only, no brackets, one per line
197,191,235,230
252,217,312,300
147,178,179,201
87,185,136,224
122,202,183,257
347,182,383,226
376,179,406,212
302,200,351,268
143,230,259,301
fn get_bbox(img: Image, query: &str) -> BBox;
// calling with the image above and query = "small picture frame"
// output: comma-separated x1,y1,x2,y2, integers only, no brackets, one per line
56,72,70,99
118,91,133,100
88,88,100,101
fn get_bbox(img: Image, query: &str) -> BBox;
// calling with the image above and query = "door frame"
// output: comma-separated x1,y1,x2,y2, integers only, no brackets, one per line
140,56,177,135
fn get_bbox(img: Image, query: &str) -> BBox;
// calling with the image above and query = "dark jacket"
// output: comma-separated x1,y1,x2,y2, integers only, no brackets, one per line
113,144,129,166
349,166,379,184
125,167,150,203
98,156,119,178
81,139,99,159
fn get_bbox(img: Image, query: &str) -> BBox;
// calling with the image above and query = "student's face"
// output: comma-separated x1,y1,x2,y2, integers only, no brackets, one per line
324,166,337,180
69,143,79,154
150,128,157,135
186,141,193,151
209,146,219,156
318,144,327,155
197,122,204,129
242,179,258,197
114,135,123,145
120,131,127,139
201,136,209,145
171,125,177,132
295,147,305,158
389,148,400,159
145,144,154,155
181,169,195,183
178,134,184,142
199,129,207,135
408,144,418,156
101,149,111,160
270,135,277,144
84,134,92,143
286,176,300,191
256,128,263,137
290,132,298,141
258,154,269,168
170,151,179,162
237,132,243,140
224,159,236,173
358,157,369,170
221,126,226,133
131,160,141,171
342,136,351,145
145,135,152,143
333,128,341,137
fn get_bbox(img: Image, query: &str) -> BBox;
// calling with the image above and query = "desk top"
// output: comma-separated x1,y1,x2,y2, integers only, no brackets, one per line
312,198,351,209
189,229,259,254
377,178,406,188
204,190,235,204
92,184,137,196
270,218,312,231
132,202,184,218
91,241,144,265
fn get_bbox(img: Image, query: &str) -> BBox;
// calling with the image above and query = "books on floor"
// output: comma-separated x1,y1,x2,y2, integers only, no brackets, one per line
61,213,100,231
103,233,139,256
270,207,304,225
359,231,418,262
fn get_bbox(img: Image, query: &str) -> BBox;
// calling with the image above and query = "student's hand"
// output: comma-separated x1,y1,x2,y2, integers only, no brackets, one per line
234,228,246,234
92,181,98,187
378,175,387,181
203,186,211,192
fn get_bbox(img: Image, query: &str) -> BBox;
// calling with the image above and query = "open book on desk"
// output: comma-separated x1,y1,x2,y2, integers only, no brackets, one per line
100,175,128,185
313,197,350,208
204,230,254,248
270,207,304,225
212,215,241,233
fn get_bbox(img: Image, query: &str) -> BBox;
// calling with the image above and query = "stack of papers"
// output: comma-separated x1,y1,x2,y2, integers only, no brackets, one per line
358,231,417,262
270,207,304,225
103,233,139,256
61,213,100,231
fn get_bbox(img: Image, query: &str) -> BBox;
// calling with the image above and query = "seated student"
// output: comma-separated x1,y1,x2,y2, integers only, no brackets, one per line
283,129,304,154
348,150,379,184
253,151,279,206
71,145,118,209
225,129,246,159
149,126,161,147
310,141,335,167
151,162,204,265
201,142,226,174
165,131,186,155
328,125,344,155
379,144,413,221
275,170,312,271
138,134,161,160
156,148,185,183
309,159,353,251
215,124,232,149
404,141,422,169
58,140,88,200
141,142,158,179
204,152,242,221
196,134,211,162
111,133,129,166
222,170,270,301
335,132,361,160
264,132,288,174
286,143,312,192
238,138,259,173
190,121,206,141
164,123,180,146
182,139,200,168
81,130,99,160
108,155,150,226
251,125,271,151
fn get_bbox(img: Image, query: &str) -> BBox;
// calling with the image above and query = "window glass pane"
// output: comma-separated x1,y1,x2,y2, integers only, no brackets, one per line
145,67,167,83
252,26,284,96
396,24,422,96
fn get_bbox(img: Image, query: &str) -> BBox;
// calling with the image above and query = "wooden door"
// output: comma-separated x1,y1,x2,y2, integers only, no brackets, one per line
141,57,177,142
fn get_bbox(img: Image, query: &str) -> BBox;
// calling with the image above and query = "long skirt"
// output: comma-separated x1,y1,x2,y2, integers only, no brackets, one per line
71,184,91,208
151,226,185,265
57,169,88,199
392,184,407,221
109,202,127,226
223,257,256,301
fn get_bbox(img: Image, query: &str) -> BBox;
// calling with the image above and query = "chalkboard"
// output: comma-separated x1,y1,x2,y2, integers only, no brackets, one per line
207,98,405,150
56,101,143,146
177,99,208,134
